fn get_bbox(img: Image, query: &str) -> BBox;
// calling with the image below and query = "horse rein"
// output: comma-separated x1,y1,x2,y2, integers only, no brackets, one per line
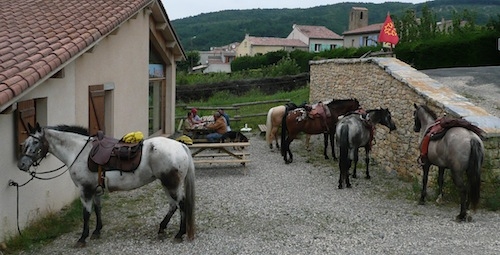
9,135,93,236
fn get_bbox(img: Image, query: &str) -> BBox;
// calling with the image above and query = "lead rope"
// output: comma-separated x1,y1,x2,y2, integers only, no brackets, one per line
8,136,93,236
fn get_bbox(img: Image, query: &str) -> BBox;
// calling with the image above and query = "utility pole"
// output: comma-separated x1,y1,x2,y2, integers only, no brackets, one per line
190,36,196,72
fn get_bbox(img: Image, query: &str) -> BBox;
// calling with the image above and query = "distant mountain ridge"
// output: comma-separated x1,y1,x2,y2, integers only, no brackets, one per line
171,0,500,51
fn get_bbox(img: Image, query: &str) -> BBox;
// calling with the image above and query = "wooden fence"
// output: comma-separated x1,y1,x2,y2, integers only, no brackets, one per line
175,99,291,122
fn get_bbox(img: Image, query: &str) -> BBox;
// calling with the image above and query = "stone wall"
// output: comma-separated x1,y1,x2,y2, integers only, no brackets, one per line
309,58,500,180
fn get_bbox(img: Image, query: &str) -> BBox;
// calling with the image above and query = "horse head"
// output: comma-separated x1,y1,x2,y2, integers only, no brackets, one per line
379,108,397,131
17,122,49,171
413,104,437,133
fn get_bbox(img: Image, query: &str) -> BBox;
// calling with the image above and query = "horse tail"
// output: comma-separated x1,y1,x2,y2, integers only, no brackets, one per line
339,124,350,171
467,138,483,210
280,107,289,156
266,108,273,145
185,152,196,240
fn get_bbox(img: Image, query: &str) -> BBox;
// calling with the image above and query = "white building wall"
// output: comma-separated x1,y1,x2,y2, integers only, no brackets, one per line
0,62,79,242
75,11,150,137
0,9,153,243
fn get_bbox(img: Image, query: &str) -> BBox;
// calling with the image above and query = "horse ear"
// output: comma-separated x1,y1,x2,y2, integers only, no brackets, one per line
35,122,41,132
28,122,34,133
413,103,418,109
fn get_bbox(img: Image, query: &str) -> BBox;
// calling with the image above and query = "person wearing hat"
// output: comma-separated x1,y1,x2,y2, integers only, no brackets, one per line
205,111,227,142
191,108,203,124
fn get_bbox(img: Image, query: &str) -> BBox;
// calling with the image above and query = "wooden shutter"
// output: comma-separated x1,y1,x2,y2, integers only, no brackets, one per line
16,99,36,158
88,84,105,136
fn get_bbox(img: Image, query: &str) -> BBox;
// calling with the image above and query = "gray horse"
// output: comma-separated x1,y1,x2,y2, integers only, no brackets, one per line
413,103,484,221
335,108,397,189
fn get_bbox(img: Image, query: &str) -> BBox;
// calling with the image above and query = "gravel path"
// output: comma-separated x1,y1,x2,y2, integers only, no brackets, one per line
23,133,500,255
422,66,500,118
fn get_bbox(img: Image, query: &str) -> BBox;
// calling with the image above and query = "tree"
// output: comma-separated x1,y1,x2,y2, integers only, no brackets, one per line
177,51,200,73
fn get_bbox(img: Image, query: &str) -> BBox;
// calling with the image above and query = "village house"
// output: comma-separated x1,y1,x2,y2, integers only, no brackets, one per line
196,42,239,73
287,24,344,51
0,0,184,242
236,34,308,57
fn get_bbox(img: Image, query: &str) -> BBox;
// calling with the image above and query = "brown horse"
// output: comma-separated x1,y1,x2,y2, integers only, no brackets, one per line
266,103,334,159
280,99,360,164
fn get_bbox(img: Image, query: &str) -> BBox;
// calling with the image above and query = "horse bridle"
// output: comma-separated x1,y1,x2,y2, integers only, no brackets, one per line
21,134,50,167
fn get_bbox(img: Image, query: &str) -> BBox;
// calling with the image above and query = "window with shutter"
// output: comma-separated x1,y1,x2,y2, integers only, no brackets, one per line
88,84,105,136
16,100,36,158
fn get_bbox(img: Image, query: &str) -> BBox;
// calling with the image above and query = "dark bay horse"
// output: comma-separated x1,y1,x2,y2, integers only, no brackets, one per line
335,108,397,189
280,98,360,164
413,104,484,221
17,123,196,246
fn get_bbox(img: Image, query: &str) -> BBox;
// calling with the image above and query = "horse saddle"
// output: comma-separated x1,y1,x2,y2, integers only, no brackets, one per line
419,117,484,164
88,131,143,172
307,102,331,119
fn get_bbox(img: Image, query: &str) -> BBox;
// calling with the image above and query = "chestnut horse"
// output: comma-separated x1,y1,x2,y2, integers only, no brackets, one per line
280,99,360,164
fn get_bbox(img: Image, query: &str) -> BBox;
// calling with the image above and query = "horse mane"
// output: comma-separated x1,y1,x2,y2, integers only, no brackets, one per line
420,105,438,119
326,98,359,107
50,125,89,136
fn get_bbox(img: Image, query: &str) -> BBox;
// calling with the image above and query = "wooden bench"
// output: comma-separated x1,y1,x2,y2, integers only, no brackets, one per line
258,124,267,135
187,142,250,169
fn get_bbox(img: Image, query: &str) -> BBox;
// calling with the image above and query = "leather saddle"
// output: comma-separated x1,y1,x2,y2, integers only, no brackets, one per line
307,102,331,120
88,131,143,173
419,117,484,165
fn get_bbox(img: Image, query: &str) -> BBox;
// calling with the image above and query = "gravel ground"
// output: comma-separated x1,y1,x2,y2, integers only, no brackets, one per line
21,132,500,255
16,67,500,254
422,66,500,118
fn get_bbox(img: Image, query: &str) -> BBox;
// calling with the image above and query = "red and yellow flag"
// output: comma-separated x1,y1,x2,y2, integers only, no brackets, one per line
378,14,399,45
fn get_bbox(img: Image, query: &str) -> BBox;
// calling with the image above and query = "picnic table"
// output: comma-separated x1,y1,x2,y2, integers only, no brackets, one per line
187,141,250,170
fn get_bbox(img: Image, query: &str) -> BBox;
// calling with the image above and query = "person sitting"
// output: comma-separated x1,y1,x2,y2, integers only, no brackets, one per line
205,111,227,142
183,111,195,137
218,108,231,132
191,108,203,125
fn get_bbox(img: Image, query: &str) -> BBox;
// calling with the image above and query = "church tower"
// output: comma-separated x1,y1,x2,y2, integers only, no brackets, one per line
348,7,369,31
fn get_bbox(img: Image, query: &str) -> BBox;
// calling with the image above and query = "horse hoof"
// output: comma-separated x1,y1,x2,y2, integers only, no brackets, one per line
347,184,352,188
365,176,371,180
324,156,329,160
90,234,100,240
418,200,426,205
74,241,86,248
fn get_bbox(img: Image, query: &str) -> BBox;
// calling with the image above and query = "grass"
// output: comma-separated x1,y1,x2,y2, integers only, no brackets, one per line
1,86,310,254
4,84,498,252
176,87,310,131
1,199,83,254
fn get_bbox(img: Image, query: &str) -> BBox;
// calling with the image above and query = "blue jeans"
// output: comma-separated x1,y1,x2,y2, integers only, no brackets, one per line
206,132,223,142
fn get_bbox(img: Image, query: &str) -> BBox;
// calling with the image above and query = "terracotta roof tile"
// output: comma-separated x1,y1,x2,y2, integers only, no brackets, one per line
247,36,308,47
0,0,152,108
294,25,343,40
343,23,383,35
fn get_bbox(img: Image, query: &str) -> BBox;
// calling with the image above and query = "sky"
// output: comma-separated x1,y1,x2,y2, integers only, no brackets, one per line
163,0,429,20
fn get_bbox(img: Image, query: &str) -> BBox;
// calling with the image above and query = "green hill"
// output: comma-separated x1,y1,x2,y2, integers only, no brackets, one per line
171,0,500,51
